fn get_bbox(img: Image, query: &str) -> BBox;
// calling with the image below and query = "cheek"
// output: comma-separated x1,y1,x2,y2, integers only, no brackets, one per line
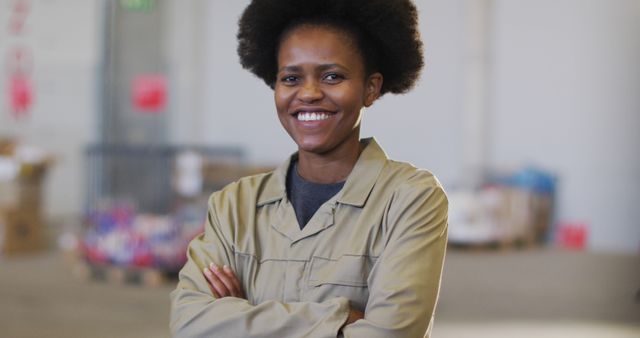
274,92,283,112
274,88,292,113
274,91,291,129
334,88,366,112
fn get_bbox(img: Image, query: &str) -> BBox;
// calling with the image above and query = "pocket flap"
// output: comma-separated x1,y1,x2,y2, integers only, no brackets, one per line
308,255,374,287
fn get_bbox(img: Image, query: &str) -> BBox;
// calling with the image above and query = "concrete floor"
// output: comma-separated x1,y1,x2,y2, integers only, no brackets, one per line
1,249,638,338
433,249,640,338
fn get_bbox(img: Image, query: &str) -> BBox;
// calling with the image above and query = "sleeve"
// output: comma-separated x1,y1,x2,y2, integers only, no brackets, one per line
170,194,351,338
342,177,448,338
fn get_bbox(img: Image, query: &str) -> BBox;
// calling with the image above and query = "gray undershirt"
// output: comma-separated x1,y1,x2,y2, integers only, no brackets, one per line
286,160,345,230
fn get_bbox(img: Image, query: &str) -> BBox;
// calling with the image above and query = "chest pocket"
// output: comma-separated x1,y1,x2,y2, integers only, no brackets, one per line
306,255,375,310
308,254,374,287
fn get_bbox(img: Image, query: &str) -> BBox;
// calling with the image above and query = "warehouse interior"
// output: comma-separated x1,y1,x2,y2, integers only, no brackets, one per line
0,0,638,337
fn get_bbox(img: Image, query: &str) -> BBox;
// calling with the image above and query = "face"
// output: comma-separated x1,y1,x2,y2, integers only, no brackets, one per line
275,25,382,156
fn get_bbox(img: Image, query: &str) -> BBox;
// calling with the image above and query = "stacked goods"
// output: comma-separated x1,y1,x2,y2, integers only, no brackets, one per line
448,167,556,248
493,168,556,245
81,145,249,275
82,201,203,272
0,139,52,254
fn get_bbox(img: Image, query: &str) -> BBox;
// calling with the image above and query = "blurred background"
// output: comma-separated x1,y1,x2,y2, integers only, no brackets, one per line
0,0,638,337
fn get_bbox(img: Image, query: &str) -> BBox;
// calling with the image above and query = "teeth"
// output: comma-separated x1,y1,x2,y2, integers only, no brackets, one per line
297,112,330,121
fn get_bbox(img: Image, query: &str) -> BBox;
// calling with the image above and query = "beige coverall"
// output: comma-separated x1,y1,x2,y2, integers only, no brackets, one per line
170,138,448,337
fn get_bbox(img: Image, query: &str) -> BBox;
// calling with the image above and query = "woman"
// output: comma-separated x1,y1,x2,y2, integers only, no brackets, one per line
170,0,448,337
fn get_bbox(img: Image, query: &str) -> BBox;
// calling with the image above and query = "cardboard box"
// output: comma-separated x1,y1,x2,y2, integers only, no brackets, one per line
1,208,44,254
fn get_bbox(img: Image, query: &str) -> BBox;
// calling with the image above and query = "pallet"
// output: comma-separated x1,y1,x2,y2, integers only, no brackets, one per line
73,262,177,287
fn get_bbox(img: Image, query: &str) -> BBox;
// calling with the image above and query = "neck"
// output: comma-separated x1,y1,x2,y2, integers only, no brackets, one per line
296,137,362,184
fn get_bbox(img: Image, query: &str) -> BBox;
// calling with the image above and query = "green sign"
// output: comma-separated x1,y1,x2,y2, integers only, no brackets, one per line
120,0,155,12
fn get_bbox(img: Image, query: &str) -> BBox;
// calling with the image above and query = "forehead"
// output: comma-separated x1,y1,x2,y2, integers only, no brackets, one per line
277,24,363,68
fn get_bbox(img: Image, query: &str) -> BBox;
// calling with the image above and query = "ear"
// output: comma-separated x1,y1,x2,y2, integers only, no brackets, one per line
364,72,383,107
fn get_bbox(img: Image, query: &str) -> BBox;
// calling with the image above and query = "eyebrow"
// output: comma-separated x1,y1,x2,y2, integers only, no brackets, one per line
277,63,346,73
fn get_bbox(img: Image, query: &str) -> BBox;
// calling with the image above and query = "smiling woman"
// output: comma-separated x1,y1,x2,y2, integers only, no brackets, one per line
170,1,448,337
275,25,382,183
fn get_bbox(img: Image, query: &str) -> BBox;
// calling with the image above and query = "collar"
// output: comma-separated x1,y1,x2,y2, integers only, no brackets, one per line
256,137,388,208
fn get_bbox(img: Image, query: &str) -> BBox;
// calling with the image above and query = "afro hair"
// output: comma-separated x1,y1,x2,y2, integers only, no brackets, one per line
237,0,424,95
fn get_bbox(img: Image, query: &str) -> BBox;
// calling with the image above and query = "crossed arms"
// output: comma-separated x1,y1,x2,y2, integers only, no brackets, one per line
170,183,448,338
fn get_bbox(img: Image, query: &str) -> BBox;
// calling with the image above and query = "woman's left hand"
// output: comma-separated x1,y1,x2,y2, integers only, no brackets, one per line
203,263,246,299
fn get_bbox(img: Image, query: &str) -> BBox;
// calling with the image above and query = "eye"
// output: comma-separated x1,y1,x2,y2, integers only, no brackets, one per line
323,73,344,83
279,75,299,85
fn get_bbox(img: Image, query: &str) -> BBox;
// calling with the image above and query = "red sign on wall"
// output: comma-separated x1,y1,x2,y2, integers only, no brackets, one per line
131,74,166,113
556,222,588,250
5,0,34,120
8,74,33,117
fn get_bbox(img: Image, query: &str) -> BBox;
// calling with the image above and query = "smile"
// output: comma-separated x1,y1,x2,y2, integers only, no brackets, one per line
296,112,332,121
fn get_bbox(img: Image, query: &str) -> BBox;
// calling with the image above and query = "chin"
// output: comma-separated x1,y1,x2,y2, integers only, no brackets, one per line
295,138,331,154
297,144,328,154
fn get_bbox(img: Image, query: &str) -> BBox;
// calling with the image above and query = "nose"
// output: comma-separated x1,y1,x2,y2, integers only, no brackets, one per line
297,80,323,103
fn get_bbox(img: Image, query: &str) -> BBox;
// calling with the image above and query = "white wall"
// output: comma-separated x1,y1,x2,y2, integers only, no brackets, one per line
489,0,640,252
0,0,100,218
166,0,208,145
